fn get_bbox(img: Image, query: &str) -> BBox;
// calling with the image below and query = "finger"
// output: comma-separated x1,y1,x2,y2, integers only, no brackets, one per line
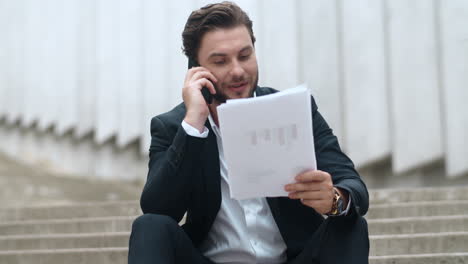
190,70,218,86
295,170,329,183
186,66,205,81
301,198,324,206
300,199,324,208
190,72,218,95
301,199,331,213
284,182,320,192
288,190,324,200
195,78,216,95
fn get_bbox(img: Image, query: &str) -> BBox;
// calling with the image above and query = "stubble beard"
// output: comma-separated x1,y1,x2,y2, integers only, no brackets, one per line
213,72,259,104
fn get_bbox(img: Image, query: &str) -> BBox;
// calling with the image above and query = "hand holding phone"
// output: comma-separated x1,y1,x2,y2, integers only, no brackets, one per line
188,58,214,104
182,58,217,132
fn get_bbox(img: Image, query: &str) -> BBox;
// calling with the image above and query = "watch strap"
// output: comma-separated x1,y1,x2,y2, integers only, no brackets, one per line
327,188,344,216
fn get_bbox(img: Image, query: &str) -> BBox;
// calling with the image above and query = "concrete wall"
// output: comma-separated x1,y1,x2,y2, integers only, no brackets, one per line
0,0,467,183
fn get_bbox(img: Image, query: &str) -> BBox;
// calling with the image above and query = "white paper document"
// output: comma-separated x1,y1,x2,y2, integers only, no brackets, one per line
217,84,317,200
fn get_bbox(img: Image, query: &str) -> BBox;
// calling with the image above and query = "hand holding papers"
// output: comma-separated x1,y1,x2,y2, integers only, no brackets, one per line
217,84,317,200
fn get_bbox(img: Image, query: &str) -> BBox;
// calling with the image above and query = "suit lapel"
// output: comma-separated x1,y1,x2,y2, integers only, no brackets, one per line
202,123,222,219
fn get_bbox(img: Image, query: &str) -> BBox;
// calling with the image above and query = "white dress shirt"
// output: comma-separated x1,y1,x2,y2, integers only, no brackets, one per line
182,117,287,264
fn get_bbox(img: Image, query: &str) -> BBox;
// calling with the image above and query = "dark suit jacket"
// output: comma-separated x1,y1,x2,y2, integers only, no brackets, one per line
140,86,369,260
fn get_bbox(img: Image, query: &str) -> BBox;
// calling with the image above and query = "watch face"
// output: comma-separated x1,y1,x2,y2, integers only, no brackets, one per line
337,197,344,213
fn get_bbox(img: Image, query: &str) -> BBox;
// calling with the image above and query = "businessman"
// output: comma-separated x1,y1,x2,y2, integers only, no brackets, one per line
128,2,369,263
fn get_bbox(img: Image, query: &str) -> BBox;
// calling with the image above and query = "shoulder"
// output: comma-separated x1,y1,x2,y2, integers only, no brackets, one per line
150,103,186,133
256,86,278,96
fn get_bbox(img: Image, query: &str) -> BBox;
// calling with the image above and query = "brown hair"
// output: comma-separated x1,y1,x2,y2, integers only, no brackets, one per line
182,1,256,62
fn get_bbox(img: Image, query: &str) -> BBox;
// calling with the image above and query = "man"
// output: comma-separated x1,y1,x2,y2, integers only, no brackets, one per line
128,2,369,263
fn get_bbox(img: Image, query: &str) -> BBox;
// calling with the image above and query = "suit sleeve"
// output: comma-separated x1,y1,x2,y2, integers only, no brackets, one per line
311,96,369,216
140,116,206,222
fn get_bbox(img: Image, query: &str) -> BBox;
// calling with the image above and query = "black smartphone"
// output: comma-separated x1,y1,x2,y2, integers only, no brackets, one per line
188,58,213,104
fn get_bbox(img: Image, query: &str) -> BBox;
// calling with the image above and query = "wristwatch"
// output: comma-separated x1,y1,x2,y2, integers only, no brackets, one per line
327,188,345,216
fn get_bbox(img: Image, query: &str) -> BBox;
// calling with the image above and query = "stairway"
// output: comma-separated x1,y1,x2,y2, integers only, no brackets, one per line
368,186,468,263
0,200,137,263
1,185,468,263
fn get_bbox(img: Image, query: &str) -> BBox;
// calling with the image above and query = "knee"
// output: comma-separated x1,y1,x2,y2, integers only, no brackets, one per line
320,216,369,262
131,214,179,235
344,215,369,246
353,216,370,252
326,214,369,235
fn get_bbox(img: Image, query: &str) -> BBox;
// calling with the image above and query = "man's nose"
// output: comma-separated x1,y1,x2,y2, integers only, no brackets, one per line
230,59,245,78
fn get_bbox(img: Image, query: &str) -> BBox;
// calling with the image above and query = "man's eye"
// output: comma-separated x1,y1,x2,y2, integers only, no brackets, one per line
214,61,225,65
240,54,251,60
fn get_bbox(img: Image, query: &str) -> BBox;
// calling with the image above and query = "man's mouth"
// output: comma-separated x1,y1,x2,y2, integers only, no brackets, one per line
228,81,248,92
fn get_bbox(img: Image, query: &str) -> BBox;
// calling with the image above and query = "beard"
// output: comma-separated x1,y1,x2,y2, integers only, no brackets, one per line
212,71,259,104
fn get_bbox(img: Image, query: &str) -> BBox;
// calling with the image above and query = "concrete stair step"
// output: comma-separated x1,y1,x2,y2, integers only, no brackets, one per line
0,248,127,264
1,187,466,221
0,232,130,251
369,253,468,264
1,249,467,264
2,198,466,222
2,230,466,256
369,186,468,204
3,213,467,236
367,200,468,219
370,232,468,256
0,216,136,235
368,215,468,235
0,201,140,221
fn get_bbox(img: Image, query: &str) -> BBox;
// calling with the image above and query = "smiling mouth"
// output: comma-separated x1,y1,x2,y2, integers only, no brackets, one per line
229,82,248,92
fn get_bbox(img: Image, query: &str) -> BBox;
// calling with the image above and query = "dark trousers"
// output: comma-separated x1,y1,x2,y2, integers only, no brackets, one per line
128,213,369,264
